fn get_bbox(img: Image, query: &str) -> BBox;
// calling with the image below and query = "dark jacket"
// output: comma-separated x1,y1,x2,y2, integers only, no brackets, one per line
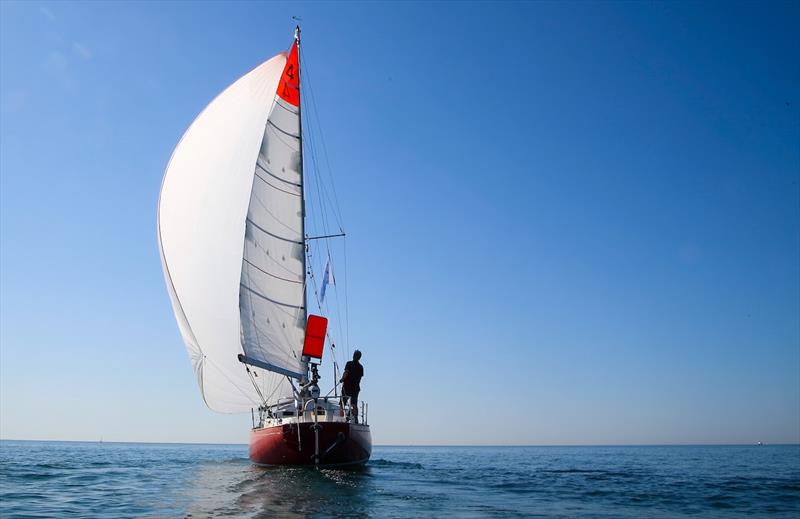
342,360,363,394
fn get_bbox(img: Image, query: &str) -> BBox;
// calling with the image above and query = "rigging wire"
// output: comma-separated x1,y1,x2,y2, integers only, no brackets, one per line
344,235,351,359
302,61,346,229
301,56,349,354
202,354,263,407
304,58,352,398
245,364,267,406
304,61,351,361
297,41,354,397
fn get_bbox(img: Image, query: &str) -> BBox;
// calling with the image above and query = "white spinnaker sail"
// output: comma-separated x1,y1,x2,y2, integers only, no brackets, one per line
158,53,293,413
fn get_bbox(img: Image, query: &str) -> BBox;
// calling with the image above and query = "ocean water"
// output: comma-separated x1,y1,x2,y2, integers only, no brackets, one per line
0,441,798,518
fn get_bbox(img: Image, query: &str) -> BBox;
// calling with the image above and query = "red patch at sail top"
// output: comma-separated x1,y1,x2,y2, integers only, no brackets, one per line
277,41,300,107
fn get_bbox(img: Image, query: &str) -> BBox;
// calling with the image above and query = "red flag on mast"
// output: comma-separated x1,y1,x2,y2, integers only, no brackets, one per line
302,315,327,359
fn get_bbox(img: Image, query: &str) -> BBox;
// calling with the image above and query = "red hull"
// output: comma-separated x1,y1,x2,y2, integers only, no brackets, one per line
249,421,371,467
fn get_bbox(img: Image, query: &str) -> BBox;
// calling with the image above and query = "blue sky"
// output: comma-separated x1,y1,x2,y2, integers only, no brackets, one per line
1,1,798,445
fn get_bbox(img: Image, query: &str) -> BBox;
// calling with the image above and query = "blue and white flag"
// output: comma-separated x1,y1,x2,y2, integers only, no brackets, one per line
320,256,335,303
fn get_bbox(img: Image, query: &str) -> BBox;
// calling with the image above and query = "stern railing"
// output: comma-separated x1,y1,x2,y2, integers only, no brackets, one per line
255,395,368,428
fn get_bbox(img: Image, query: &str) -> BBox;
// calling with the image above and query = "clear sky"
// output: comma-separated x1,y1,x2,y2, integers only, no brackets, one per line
1,1,798,445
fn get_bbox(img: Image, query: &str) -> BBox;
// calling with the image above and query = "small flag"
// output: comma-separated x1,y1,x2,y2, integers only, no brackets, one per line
320,256,335,303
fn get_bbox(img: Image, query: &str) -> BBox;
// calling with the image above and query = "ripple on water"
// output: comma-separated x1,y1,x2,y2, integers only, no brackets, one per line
367,459,423,469
1,442,799,518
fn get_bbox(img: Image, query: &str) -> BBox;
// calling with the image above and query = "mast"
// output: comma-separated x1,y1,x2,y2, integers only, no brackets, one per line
296,25,310,380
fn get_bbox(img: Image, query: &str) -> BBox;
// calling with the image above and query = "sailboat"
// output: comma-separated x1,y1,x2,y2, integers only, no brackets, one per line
157,27,371,467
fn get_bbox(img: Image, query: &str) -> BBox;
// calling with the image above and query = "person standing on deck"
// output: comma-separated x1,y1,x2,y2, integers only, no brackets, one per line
340,350,364,422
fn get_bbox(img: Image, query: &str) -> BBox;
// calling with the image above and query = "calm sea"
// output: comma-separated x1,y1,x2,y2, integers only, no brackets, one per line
0,441,798,518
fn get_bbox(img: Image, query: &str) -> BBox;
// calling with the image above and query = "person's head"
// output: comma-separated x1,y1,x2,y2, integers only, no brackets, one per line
353,350,362,361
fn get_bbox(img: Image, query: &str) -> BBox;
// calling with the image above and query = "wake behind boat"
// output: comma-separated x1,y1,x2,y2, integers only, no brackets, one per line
157,27,371,467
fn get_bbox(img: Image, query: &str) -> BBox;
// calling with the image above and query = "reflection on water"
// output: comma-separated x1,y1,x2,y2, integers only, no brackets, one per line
184,460,374,518
178,446,800,519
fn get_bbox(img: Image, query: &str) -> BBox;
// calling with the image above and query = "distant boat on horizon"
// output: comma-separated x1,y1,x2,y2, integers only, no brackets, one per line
158,26,371,467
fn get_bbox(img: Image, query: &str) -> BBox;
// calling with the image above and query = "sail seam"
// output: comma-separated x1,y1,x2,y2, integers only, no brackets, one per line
251,190,301,236
267,119,300,139
254,171,301,196
256,161,302,187
242,285,303,321
265,124,300,152
246,218,303,244
274,96,300,114
240,283,304,309
243,257,302,284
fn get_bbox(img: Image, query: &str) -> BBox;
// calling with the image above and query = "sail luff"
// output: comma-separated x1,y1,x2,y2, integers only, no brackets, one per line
296,27,310,379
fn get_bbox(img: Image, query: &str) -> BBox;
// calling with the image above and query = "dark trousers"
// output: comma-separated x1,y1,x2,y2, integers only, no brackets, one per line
342,388,359,418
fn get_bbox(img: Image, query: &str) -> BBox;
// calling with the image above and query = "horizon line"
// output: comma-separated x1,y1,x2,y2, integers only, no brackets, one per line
2,438,798,448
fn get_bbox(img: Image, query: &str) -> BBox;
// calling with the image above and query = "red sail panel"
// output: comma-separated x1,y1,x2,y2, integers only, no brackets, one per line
302,315,327,359
277,41,300,107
